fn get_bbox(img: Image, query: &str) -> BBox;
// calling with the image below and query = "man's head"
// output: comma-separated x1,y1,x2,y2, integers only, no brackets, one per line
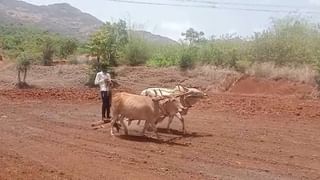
100,63,109,73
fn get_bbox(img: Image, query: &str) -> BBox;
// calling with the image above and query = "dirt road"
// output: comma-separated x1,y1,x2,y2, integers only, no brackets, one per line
1,88,320,180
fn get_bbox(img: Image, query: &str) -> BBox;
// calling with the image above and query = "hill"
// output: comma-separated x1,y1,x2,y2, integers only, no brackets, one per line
0,0,177,44
0,0,102,40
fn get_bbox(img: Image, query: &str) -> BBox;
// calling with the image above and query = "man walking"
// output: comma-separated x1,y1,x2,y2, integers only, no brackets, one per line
94,65,112,122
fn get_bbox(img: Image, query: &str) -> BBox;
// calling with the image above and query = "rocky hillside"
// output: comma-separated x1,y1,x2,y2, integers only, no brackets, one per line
0,0,102,40
0,0,177,44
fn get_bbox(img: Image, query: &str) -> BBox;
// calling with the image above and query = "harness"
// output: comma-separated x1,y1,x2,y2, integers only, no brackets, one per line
158,100,170,116
180,95,193,108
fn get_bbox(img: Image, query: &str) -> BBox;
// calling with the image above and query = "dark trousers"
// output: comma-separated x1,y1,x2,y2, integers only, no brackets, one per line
101,91,111,118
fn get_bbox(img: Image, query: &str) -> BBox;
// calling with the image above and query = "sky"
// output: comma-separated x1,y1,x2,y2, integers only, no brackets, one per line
23,0,320,40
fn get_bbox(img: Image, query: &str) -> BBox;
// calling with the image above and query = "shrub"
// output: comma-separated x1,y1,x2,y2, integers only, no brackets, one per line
179,48,195,71
146,46,181,67
67,55,79,65
59,39,78,59
41,38,55,66
124,36,149,66
16,52,32,88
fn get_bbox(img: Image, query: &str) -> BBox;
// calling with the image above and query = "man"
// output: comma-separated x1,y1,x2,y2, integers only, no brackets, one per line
94,66,112,122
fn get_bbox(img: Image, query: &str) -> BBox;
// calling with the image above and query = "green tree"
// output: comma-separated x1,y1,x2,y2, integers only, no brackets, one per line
59,39,78,59
181,28,206,45
16,53,32,88
124,35,150,66
87,19,128,66
0,25,78,64
42,37,55,66
252,16,320,66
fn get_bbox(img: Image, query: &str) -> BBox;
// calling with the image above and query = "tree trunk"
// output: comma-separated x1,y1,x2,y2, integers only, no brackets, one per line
17,70,21,83
23,68,27,83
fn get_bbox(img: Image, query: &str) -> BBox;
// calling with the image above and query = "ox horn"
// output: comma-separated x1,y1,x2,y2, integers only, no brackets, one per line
174,91,192,98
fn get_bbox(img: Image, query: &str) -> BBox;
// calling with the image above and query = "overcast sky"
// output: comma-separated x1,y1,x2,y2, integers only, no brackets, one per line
23,0,320,40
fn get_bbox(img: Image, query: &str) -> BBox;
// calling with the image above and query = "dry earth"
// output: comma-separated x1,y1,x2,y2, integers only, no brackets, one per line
0,63,320,180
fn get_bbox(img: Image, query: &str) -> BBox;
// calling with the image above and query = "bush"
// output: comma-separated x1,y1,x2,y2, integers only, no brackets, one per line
42,38,55,66
147,53,179,67
16,52,32,87
179,49,195,71
16,53,32,70
67,55,79,65
251,16,320,66
59,39,78,59
124,36,149,66
235,60,252,73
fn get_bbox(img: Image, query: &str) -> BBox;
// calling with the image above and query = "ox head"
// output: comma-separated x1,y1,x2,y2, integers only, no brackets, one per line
159,97,186,115
153,91,189,114
174,85,189,93
174,85,207,98
175,88,208,110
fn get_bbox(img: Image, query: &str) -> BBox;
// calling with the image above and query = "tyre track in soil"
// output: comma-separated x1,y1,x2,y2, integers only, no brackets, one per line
1,89,320,179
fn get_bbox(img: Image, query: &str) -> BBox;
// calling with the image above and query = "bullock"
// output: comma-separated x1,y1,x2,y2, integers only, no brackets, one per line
137,85,206,133
140,85,188,97
110,92,185,138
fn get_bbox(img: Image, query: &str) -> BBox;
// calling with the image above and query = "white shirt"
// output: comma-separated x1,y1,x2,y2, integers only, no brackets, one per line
94,71,111,91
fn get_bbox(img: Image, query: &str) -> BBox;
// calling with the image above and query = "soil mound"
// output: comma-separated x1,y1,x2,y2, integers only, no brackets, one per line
229,76,315,96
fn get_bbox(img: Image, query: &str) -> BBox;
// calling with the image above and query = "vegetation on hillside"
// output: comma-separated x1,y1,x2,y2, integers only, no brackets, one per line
1,15,320,86
0,25,79,65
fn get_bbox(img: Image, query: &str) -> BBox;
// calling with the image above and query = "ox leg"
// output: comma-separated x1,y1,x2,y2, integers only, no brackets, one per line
155,116,167,125
110,115,119,136
175,113,186,134
142,121,149,135
150,120,160,139
119,116,128,135
166,115,174,132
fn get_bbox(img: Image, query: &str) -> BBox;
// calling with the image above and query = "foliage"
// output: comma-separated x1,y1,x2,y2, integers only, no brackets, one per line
87,20,128,66
123,35,150,66
0,25,79,63
16,52,32,71
179,48,196,71
59,39,78,59
41,37,55,66
147,45,181,67
251,16,320,66
181,28,206,45
16,52,32,87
